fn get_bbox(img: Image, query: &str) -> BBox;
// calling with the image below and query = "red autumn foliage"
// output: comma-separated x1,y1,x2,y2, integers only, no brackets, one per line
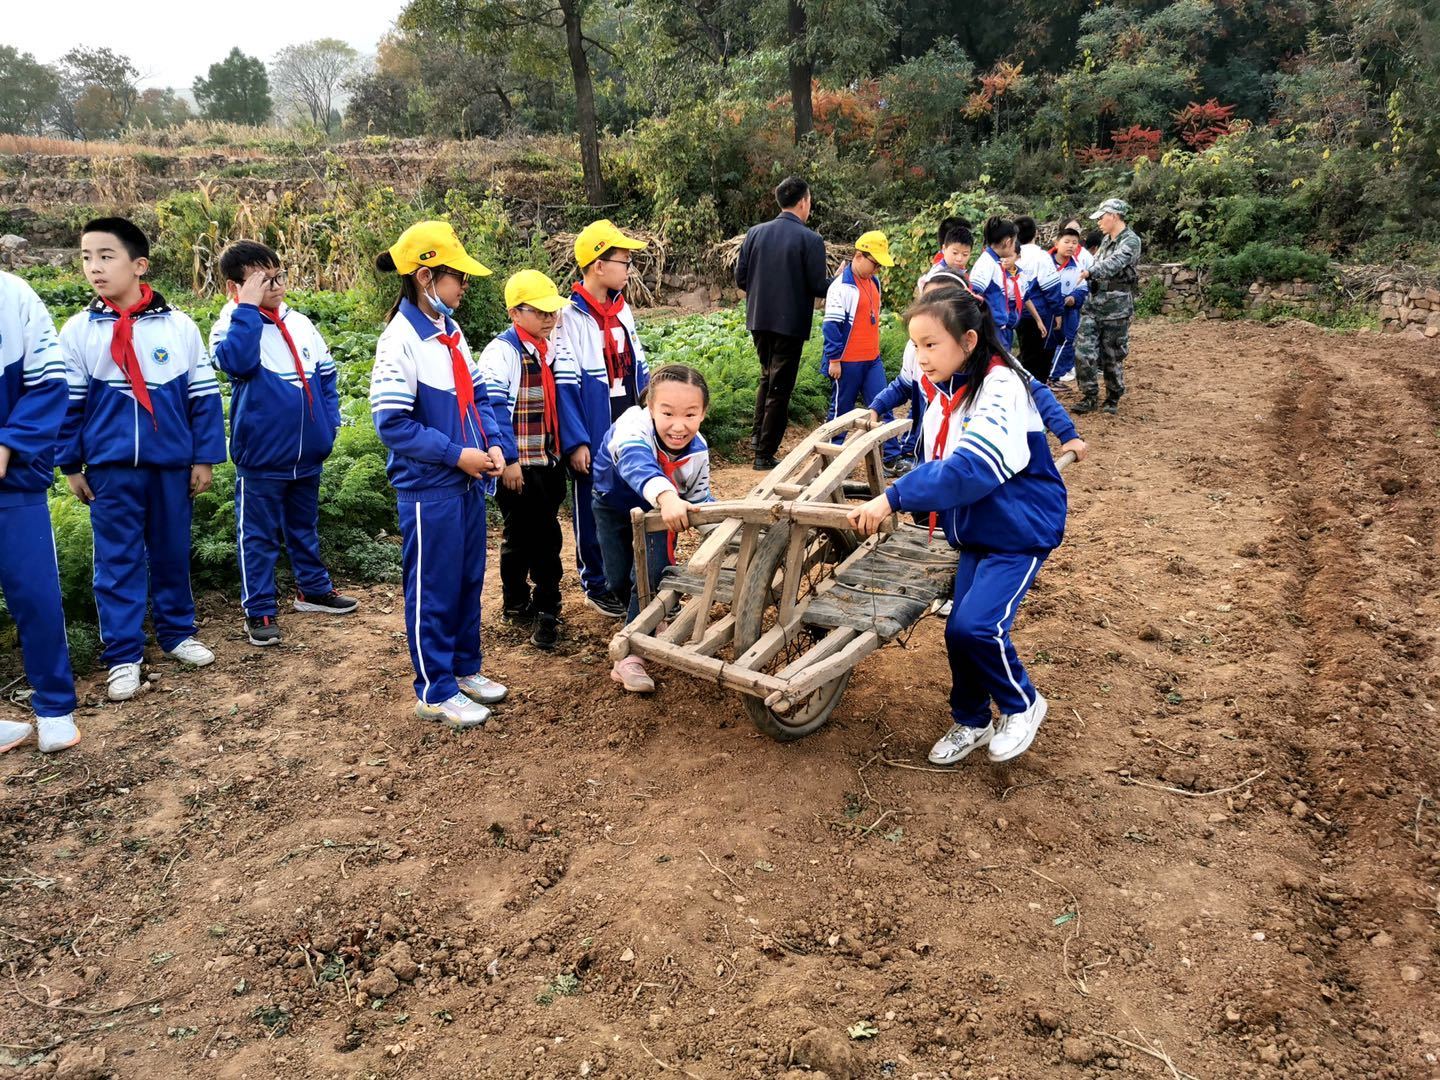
1077,125,1164,164
1173,98,1237,150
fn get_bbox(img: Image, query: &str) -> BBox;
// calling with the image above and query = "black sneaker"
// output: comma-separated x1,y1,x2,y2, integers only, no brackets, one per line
246,615,282,647
1073,397,1099,415
583,591,627,619
530,613,559,650
502,602,534,624
1102,398,1121,415
753,455,780,471
293,590,359,615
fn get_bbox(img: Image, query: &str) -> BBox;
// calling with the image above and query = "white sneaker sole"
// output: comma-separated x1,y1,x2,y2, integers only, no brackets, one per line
458,681,508,705
414,702,490,729
583,595,626,619
988,698,1048,762
0,727,34,754
928,727,994,766
293,600,358,615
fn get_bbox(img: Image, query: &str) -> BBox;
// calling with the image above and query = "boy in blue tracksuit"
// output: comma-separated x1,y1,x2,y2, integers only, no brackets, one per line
58,218,227,704
369,221,508,731
0,272,79,754
822,231,902,463
553,219,651,620
1046,227,1089,384
969,218,1021,349
210,241,356,648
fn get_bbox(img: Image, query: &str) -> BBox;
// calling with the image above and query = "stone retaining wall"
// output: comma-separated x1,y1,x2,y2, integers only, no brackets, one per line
1139,263,1440,336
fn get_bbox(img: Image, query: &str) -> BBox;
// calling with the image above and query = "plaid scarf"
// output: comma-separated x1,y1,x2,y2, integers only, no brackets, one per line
513,330,558,466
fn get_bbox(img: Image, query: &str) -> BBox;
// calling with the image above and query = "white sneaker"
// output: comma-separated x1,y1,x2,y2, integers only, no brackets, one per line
988,693,1048,762
457,674,508,705
414,692,490,730
0,719,34,753
165,637,215,667
37,715,81,754
928,722,995,765
935,599,953,616
1059,370,1076,384
107,662,143,701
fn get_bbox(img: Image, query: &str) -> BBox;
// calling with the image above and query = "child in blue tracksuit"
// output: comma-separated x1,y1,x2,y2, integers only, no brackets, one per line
210,241,356,648
849,287,1070,768
58,218,227,704
592,364,713,694
553,219,650,621
869,277,1086,472
917,218,973,293
968,218,1021,350
369,221,508,731
1015,216,1065,383
878,269,969,470
1046,227,1089,384
479,270,581,652
822,231,902,463
0,271,79,755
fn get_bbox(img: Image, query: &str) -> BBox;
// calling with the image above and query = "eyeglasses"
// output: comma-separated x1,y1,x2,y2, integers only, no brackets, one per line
433,268,469,286
515,304,558,318
597,257,633,270
263,271,287,287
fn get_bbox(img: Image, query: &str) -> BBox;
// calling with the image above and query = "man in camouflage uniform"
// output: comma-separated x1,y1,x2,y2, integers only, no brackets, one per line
1074,197,1142,415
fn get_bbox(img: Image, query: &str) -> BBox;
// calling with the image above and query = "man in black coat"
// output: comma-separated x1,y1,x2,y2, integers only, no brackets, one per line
735,177,830,470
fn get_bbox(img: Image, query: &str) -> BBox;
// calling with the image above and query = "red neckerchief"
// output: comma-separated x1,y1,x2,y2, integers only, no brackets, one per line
103,283,157,428
436,328,488,448
919,356,1008,539
258,306,314,418
574,285,630,384
931,250,946,265
1049,246,1073,270
655,440,687,563
515,325,560,448
1003,268,1023,314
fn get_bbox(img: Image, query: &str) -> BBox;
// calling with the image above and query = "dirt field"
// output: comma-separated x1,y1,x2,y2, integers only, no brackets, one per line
2,317,1438,1080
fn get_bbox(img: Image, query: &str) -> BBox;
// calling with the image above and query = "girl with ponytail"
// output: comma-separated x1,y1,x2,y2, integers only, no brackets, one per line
849,286,1074,768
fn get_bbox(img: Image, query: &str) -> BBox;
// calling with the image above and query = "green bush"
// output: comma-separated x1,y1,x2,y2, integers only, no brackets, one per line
1136,277,1169,317
1204,242,1332,307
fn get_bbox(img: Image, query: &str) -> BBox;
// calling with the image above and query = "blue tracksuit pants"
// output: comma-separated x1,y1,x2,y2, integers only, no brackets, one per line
828,358,901,459
1048,307,1081,380
88,465,197,666
568,466,608,599
0,501,76,717
397,485,487,705
235,474,334,617
944,548,1047,726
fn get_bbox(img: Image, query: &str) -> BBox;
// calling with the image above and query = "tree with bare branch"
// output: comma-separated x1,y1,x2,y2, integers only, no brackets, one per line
270,39,359,134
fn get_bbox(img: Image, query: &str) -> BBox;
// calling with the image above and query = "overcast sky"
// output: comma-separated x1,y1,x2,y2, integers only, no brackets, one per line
4,1,400,91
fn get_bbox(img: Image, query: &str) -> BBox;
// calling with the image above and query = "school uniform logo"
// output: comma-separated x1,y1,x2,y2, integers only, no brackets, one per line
302,347,311,359
152,347,171,365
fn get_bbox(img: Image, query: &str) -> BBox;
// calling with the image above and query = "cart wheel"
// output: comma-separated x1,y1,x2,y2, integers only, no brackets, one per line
731,521,856,741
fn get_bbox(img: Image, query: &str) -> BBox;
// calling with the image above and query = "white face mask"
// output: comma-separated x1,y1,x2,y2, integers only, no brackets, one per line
421,273,456,318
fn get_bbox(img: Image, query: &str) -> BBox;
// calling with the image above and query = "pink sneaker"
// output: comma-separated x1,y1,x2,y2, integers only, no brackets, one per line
610,655,655,693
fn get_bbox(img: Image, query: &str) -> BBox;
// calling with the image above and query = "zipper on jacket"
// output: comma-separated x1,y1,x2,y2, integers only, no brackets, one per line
132,396,139,466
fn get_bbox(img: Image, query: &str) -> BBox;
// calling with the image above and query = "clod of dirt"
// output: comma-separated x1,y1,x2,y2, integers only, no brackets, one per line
1379,475,1404,495
1033,1008,1064,1033
1399,965,1424,983
790,1027,863,1079
380,942,419,982
358,966,400,999
1369,931,1394,948
1062,1037,1095,1064
779,1072,830,1080
377,912,404,938
1290,800,1310,820
1138,624,1163,642
53,1047,107,1080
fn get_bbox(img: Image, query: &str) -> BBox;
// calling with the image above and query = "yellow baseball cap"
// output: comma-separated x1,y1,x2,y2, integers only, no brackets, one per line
388,220,493,277
855,230,894,268
505,269,569,313
574,219,646,269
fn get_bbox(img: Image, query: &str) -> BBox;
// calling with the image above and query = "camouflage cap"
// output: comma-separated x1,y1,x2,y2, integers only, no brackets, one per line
1089,197,1131,220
